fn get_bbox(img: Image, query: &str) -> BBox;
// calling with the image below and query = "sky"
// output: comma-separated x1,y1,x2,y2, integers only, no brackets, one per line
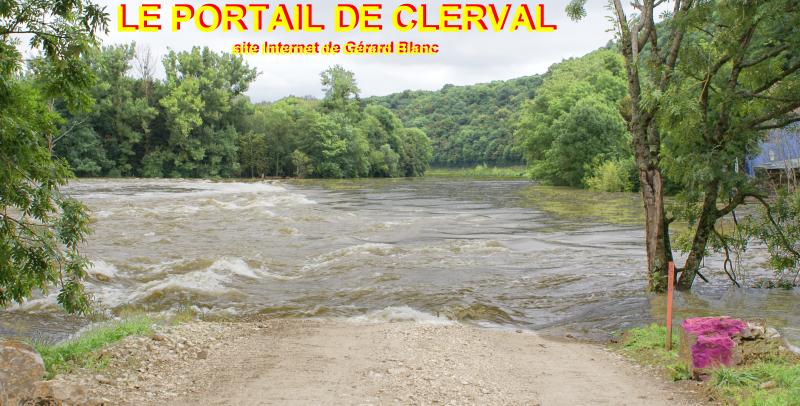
102,1,617,101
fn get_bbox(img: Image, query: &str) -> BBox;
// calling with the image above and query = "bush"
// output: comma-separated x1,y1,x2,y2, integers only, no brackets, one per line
584,158,636,192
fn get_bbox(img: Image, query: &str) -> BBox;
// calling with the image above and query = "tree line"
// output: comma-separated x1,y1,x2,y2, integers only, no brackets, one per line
54,45,432,179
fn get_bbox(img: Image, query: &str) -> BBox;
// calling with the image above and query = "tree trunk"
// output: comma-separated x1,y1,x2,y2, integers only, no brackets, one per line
609,0,690,292
677,179,721,289
637,145,669,291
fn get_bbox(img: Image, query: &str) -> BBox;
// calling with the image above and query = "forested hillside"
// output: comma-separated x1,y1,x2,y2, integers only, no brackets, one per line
369,75,542,166
54,45,432,179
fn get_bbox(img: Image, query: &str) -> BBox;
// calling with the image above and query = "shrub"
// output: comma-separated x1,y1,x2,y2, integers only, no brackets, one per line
585,158,635,192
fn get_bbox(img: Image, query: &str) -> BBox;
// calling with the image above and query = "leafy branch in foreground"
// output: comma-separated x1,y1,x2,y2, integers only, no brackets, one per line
0,0,108,313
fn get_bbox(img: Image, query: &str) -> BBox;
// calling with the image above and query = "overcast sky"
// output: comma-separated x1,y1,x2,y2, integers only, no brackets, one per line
102,1,617,101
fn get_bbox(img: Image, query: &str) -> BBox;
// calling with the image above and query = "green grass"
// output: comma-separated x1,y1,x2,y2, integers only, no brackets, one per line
617,323,800,405
715,361,800,405
32,316,155,378
426,165,527,179
618,324,689,380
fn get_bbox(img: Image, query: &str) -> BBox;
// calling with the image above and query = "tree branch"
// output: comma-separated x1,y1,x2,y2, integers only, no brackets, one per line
746,100,800,128
712,228,742,287
753,115,800,131
740,44,789,68
749,194,800,259
750,60,800,95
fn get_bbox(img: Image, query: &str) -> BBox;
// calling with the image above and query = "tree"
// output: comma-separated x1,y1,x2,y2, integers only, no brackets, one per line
399,128,433,177
291,150,313,178
516,50,628,187
660,0,800,289
1,0,107,312
567,0,800,290
45,57,431,182
156,47,257,177
321,65,360,118
55,44,158,177
566,0,696,291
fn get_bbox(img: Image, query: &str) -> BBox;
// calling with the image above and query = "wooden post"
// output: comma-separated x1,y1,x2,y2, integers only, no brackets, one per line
666,261,675,351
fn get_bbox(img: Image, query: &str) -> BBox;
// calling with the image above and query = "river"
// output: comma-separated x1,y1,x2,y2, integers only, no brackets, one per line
1,178,798,345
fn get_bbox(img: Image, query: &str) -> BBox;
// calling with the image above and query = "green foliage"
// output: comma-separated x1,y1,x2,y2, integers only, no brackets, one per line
621,324,678,356
53,48,431,179
33,316,154,378
669,362,693,381
742,189,800,287
1,0,107,313
321,64,360,118
516,49,631,187
55,44,157,177
714,367,759,387
370,75,542,166
585,158,636,192
427,165,526,179
565,0,587,21
652,0,800,288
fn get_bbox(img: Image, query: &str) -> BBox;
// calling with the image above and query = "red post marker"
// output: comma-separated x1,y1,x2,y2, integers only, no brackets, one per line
666,261,675,351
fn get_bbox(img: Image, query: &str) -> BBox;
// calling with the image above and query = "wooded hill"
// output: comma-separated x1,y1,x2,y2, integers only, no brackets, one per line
368,75,542,166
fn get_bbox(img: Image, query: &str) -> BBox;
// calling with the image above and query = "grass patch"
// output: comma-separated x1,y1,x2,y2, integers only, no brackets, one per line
618,324,688,381
32,316,155,379
714,361,800,405
426,165,527,179
617,323,800,405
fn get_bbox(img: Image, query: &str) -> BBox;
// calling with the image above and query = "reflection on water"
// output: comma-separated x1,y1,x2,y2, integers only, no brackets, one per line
0,177,797,345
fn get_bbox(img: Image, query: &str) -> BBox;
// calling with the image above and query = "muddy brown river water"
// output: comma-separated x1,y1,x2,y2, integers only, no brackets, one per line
1,178,798,345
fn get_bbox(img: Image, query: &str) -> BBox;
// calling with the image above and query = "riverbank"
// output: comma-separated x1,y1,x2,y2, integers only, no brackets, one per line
617,324,800,405
425,165,527,178
34,318,701,405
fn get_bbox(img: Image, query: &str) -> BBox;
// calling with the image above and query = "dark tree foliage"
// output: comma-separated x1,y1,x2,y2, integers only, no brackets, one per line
54,53,432,179
369,75,543,166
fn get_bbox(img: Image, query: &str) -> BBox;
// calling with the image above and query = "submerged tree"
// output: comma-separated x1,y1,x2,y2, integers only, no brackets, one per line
662,0,800,289
0,0,107,312
567,0,800,291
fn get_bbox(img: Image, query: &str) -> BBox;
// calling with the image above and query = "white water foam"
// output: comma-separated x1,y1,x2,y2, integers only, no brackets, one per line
349,306,455,325
93,257,297,309
208,257,265,279
300,243,401,273
88,259,118,281
93,210,114,219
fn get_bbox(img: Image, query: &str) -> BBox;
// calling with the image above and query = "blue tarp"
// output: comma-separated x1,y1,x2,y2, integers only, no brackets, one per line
745,126,800,176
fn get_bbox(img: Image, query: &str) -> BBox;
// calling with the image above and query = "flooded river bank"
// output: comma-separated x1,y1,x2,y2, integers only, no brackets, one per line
1,178,797,345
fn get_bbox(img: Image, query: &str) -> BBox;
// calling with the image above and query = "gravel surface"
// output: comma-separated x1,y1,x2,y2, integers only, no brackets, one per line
55,319,704,405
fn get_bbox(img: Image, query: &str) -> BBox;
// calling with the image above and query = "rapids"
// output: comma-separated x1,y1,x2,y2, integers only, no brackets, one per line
1,178,797,345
